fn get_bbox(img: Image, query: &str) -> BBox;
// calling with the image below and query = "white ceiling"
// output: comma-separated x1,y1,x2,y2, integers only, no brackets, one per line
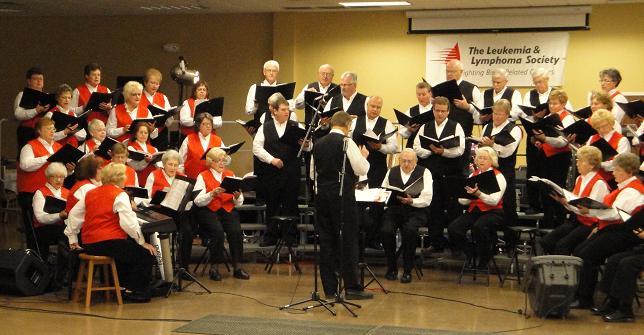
1,0,641,16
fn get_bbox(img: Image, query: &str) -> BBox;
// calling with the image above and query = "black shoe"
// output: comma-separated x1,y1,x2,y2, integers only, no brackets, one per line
233,268,250,280
384,269,398,281
367,242,383,251
400,272,412,284
122,290,151,303
569,300,593,309
209,268,222,281
324,292,338,301
591,303,617,316
345,289,374,300
602,310,634,323
259,237,277,247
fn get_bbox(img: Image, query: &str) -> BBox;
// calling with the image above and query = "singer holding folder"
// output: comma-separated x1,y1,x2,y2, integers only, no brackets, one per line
400,81,433,148
71,63,112,124
31,162,69,261
245,60,296,123
127,122,160,185
14,67,49,153
448,147,507,269
586,109,631,186
46,84,87,147
193,148,249,281
107,81,158,142
179,81,222,136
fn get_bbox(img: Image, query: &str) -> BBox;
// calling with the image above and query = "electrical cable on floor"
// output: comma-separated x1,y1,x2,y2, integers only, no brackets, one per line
388,290,525,315
491,324,543,333
0,304,192,322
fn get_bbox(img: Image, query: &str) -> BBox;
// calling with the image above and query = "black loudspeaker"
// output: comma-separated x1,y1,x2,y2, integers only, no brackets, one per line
526,255,583,318
0,249,52,296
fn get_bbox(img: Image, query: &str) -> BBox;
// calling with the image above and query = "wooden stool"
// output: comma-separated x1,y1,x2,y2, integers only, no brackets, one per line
73,253,123,307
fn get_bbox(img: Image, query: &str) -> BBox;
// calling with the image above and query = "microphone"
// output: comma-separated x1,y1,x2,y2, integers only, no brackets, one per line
343,137,349,153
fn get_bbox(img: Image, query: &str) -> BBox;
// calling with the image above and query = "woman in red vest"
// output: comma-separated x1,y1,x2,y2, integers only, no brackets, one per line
106,81,157,142
71,63,112,124
140,68,171,149
586,109,631,188
571,153,643,311
127,122,159,185
17,118,69,251
179,80,222,137
540,146,610,255
448,147,507,269
31,162,69,260
110,142,139,187
79,119,107,156
179,113,224,179
14,67,48,153
597,68,628,124
66,155,103,214
65,163,157,303
193,148,249,281
46,84,86,148
587,91,622,133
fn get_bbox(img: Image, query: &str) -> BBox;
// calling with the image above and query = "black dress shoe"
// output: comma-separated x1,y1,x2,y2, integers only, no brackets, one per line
591,303,616,316
209,268,222,281
384,269,398,281
602,310,634,323
233,268,250,280
400,272,412,284
569,300,593,309
345,289,374,300
122,290,151,303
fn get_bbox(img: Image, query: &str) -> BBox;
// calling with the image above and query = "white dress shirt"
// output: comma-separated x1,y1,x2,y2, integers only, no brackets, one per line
522,87,574,114
349,116,398,155
400,103,432,139
193,168,244,208
32,183,65,225
588,176,643,221
608,88,628,124
179,99,223,129
245,80,296,123
14,91,39,121
456,79,484,120
413,120,466,159
563,172,610,216
71,83,111,108
127,141,159,171
381,167,433,208
481,120,522,158
458,168,507,206
323,91,368,115
65,188,144,245
19,137,54,172
106,105,158,139
585,131,631,172
252,119,311,164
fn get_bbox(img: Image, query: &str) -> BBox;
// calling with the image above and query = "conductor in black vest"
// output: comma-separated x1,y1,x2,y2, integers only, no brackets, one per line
312,111,374,300
482,68,522,123
445,60,483,138
400,81,433,149
324,71,367,118
381,149,433,283
252,93,310,246
413,96,466,252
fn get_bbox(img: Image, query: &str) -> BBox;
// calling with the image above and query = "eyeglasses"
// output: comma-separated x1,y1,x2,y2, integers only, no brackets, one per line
319,72,333,77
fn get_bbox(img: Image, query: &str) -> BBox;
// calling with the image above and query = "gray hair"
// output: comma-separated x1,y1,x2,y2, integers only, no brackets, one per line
88,119,105,133
341,71,358,84
205,147,229,165
268,92,288,109
319,64,334,73
531,67,550,80
263,60,280,71
123,81,143,97
475,146,499,168
613,153,640,175
161,149,181,165
400,148,418,162
492,68,509,80
45,162,68,178
446,59,464,71
599,68,622,86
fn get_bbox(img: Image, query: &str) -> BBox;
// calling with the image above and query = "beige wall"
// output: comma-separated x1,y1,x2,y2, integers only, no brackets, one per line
0,13,273,173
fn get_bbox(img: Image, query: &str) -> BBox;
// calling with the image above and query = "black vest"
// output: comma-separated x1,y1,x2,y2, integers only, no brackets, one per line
304,82,339,124
483,87,515,108
529,89,540,107
482,121,519,175
388,165,426,208
404,105,431,149
448,80,477,137
313,132,356,195
330,92,367,117
262,120,301,175
420,119,461,177
352,116,388,187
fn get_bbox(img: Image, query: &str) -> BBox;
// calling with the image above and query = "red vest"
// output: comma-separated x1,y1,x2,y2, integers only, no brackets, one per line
181,98,197,136
84,139,99,153
589,132,624,182
125,165,137,187
467,169,504,212
49,107,79,148
32,185,69,228
129,141,158,184
599,179,644,230
542,110,572,157
149,169,185,197
140,92,166,132
200,169,235,213
17,139,62,193
609,90,621,100
81,184,128,244
572,173,604,227
77,84,109,124
184,132,222,179
114,104,148,142
66,179,94,213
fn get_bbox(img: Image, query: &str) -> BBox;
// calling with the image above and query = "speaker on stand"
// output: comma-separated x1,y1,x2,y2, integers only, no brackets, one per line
0,249,52,296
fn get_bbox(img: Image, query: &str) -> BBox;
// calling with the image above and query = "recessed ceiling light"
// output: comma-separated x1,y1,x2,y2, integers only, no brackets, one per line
339,1,411,7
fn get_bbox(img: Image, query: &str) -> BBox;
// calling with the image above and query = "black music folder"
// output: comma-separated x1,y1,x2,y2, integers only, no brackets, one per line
394,109,434,126
616,100,644,118
43,196,66,214
220,175,257,193
280,125,308,148
447,170,501,199
562,119,598,144
520,113,563,138
125,186,149,199
200,142,245,160
255,82,296,104
431,80,463,102
473,105,493,116
518,103,549,117
195,97,225,117
94,137,119,160
50,110,90,132
19,87,56,110
359,128,398,145
148,105,178,126
304,90,324,117
589,138,619,161
418,134,461,149
84,90,121,112
568,197,610,210
385,177,424,199
571,106,592,119
127,149,146,161
47,144,84,165
235,119,261,131
469,130,516,146
127,118,156,134
319,106,343,119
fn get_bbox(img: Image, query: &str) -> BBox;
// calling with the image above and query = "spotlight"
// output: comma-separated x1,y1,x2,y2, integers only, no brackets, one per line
170,56,200,84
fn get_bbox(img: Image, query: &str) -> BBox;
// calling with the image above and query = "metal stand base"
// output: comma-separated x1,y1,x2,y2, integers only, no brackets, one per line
359,262,388,293
165,267,211,297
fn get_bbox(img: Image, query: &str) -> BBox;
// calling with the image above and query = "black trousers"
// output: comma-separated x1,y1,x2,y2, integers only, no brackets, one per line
381,205,426,272
18,192,37,252
262,168,300,239
538,151,571,229
525,139,542,210
195,207,244,266
83,239,155,292
573,226,641,305
448,209,503,266
357,203,384,255
540,218,593,255
315,187,360,296
178,211,195,268
427,175,462,250
600,248,644,306
34,224,66,261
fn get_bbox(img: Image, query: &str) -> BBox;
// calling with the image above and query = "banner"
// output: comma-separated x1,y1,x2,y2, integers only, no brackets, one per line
426,32,569,87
